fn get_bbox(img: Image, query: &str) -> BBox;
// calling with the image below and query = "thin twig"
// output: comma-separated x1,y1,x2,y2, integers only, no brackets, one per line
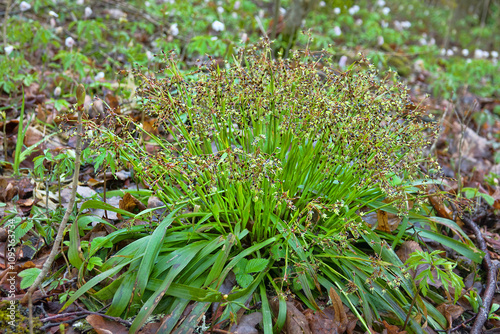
461,215,497,334
41,310,131,327
22,89,84,332
435,314,476,332
422,163,497,334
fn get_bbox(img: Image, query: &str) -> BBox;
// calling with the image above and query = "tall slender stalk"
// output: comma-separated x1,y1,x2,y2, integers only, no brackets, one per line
22,85,85,333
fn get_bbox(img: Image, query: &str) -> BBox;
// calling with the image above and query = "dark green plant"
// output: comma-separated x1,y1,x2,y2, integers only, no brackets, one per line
61,41,481,333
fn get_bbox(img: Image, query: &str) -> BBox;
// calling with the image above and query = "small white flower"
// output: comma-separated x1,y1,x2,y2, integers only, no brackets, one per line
348,5,360,15
217,6,224,14
484,51,490,58
440,48,446,56
169,23,179,36
334,7,341,14
474,49,484,59
54,86,61,97
4,45,14,56
20,1,31,11
211,20,225,32
333,26,342,36
466,59,472,64
382,7,390,15
145,1,150,7
231,12,237,19
84,6,92,18
355,18,363,26
394,20,402,31
211,36,218,41
319,1,326,7
146,50,153,60
94,72,105,81
377,0,386,6
240,32,248,43
429,38,435,45
401,21,411,29
339,55,348,68
65,36,75,48
234,1,240,10
49,10,58,17
377,35,384,46
76,0,84,4
279,7,286,15
446,49,453,57
491,51,498,58
380,20,388,28
419,37,427,45
462,49,469,57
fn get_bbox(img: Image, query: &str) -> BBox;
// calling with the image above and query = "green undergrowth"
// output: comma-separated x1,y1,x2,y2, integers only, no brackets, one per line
59,41,482,333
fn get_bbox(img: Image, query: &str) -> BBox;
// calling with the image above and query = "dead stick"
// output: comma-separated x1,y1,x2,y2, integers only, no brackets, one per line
421,165,497,333
461,215,497,334
22,85,86,332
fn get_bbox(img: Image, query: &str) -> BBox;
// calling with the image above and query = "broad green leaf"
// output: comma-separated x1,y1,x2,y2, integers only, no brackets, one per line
245,258,269,273
19,268,42,289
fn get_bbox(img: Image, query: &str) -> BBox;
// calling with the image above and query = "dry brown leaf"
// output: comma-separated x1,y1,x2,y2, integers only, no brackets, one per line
285,301,313,334
376,200,401,233
436,304,464,329
105,92,120,113
230,312,263,334
376,210,392,233
137,322,161,334
382,320,407,334
329,287,348,332
119,192,147,214
86,314,129,334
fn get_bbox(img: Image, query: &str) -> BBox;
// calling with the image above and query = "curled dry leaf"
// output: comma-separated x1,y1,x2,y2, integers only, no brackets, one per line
119,192,147,215
382,320,407,334
436,304,464,329
329,287,348,332
230,312,263,334
284,301,313,334
86,314,128,334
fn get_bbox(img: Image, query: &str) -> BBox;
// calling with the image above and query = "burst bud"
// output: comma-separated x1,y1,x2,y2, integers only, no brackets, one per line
76,84,86,106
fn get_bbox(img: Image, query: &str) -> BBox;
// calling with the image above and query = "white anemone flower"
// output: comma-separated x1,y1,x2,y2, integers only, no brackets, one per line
20,1,31,11
4,45,14,56
169,23,179,36
84,7,92,18
65,37,76,48
94,72,105,81
339,55,348,68
333,26,342,36
212,20,225,32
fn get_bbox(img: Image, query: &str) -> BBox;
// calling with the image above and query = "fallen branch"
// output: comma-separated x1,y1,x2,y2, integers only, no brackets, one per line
21,85,86,333
461,215,497,334
421,166,497,333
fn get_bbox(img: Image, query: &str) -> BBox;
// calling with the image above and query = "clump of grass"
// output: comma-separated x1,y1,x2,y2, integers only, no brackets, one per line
66,40,454,332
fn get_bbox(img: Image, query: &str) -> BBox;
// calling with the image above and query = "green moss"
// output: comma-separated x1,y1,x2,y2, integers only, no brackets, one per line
0,301,44,334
